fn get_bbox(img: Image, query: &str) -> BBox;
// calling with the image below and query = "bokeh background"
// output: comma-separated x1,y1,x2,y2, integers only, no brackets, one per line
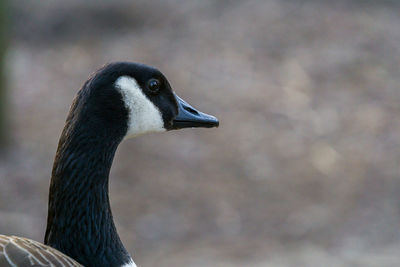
1,0,400,266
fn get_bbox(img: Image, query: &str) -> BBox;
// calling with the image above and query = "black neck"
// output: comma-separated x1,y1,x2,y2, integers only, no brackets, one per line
44,111,130,267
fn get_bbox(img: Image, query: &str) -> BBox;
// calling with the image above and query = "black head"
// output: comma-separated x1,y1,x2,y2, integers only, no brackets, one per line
78,62,218,139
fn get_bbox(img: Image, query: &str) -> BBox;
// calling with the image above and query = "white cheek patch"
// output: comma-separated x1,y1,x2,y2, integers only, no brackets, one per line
115,76,165,138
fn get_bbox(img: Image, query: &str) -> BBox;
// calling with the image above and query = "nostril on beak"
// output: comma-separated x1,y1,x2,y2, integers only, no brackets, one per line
183,105,200,115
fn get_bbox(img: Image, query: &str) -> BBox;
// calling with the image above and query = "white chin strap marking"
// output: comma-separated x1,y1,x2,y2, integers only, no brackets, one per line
116,76,165,138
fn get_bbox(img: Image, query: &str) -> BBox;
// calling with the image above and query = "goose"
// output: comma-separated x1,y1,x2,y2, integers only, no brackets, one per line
0,62,219,267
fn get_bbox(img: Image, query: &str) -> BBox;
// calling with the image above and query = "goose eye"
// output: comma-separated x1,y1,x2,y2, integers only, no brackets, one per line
147,79,160,94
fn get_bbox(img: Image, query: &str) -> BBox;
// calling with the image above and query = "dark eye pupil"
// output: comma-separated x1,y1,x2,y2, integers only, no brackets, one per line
148,79,159,92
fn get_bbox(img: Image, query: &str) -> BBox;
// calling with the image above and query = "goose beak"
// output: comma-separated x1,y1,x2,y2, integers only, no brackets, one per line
171,94,219,130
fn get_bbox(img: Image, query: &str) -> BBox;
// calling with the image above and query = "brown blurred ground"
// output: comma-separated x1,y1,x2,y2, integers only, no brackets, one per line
1,0,400,266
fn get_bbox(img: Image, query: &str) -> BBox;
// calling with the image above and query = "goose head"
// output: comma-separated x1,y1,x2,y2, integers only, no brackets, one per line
79,62,219,140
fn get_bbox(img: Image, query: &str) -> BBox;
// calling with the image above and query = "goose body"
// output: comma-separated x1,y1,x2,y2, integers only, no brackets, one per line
0,62,219,267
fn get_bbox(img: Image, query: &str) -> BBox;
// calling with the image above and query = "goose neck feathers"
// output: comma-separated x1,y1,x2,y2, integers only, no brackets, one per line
45,117,130,266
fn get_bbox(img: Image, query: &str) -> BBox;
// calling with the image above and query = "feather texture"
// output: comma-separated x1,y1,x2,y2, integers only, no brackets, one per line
0,234,82,266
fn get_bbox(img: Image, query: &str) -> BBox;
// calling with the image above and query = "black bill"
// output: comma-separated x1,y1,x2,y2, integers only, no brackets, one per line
171,94,219,130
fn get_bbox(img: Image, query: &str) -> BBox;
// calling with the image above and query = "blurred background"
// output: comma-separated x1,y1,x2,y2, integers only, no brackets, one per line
1,0,400,266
